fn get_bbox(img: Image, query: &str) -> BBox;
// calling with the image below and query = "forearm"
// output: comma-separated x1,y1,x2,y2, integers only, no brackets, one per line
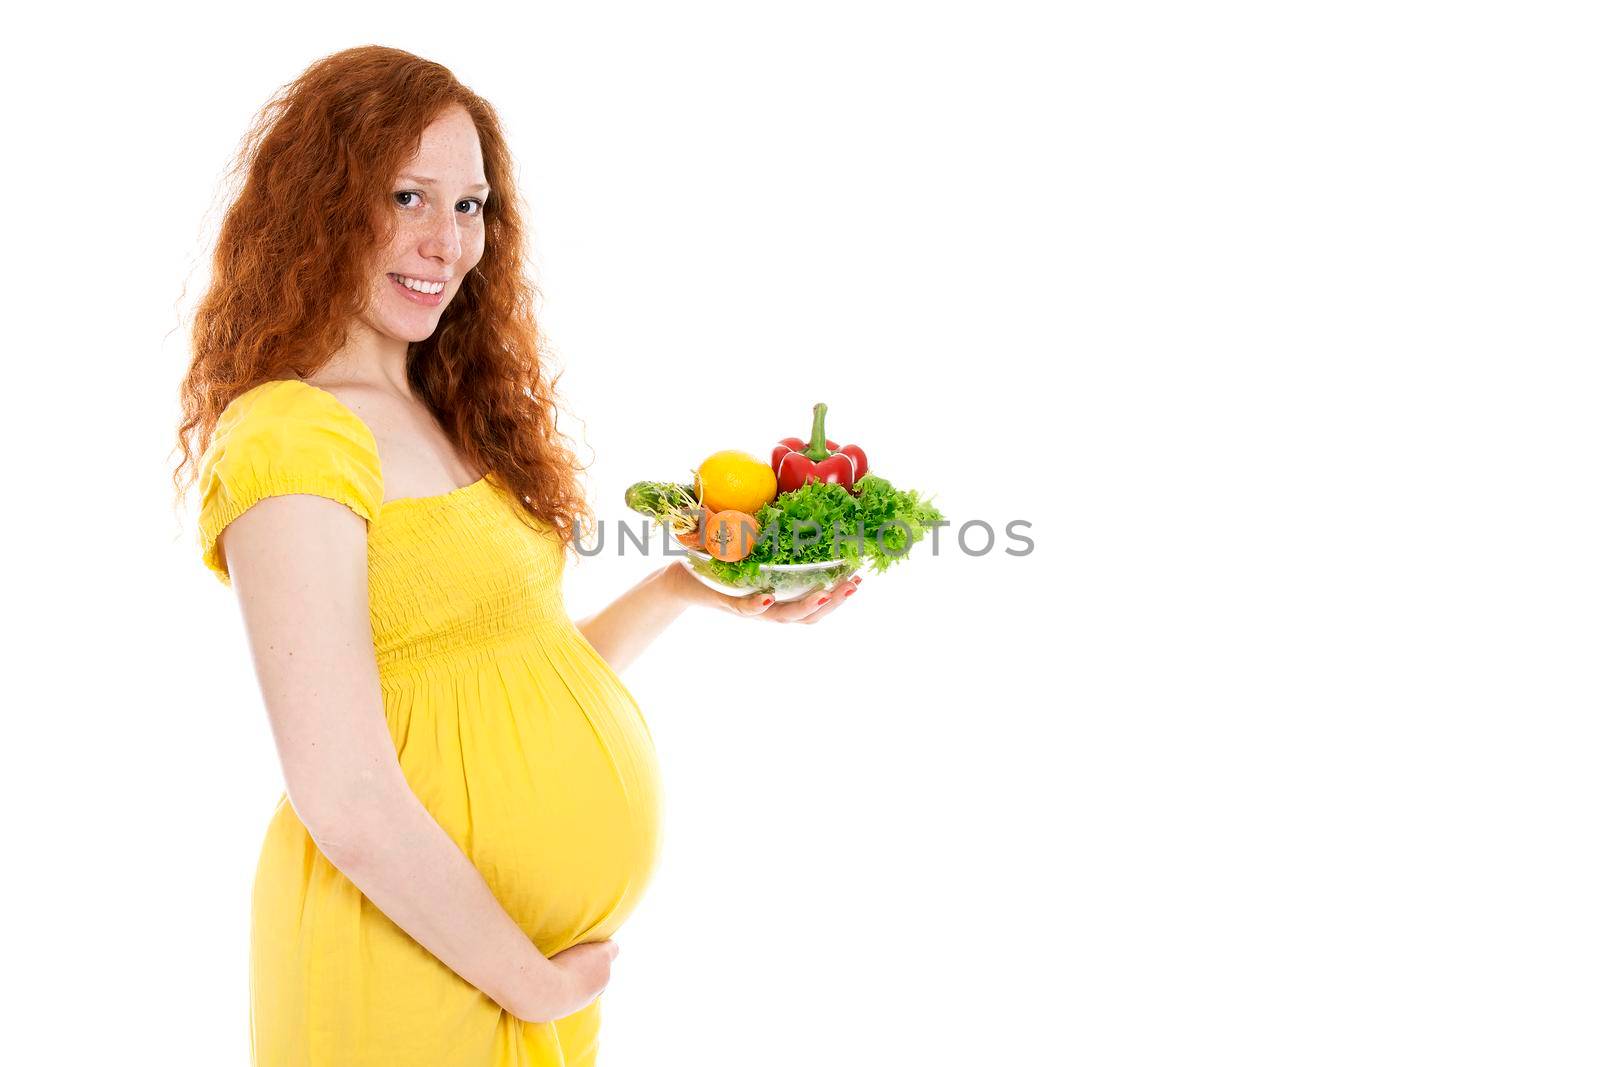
313,786,556,1018
574,562,691,674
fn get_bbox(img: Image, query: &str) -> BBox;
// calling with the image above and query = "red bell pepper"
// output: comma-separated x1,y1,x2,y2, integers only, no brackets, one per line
771,402,869,494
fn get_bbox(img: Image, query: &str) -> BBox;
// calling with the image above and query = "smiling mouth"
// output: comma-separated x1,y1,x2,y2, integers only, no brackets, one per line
387,273,447,306
389,273,446,294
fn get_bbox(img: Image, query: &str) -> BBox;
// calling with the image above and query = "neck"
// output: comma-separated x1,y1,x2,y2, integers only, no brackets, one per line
315,319,415,399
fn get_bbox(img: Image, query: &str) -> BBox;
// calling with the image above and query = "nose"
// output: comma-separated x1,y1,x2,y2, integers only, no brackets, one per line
417,206,463,266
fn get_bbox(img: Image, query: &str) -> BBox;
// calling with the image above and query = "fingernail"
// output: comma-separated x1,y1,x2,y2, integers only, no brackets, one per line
761,597,773,606
842,586,856,597
817,595,830,605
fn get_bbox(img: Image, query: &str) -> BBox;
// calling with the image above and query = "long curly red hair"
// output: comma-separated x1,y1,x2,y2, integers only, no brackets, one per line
171,45,594,554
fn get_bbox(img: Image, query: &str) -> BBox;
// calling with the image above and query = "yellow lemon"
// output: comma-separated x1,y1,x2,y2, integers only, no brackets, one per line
696,450,778,515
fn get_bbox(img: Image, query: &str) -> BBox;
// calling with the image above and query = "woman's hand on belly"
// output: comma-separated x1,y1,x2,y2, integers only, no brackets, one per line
507,938,621,1024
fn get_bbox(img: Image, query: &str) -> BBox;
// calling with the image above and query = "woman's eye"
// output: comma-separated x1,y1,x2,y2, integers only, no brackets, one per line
393,191,482,217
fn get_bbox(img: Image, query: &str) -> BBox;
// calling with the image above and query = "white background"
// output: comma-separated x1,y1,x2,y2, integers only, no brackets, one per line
6,2,1595,1064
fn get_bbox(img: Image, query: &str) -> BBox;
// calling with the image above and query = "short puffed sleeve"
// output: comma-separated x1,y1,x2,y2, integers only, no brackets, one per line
196,379,385,586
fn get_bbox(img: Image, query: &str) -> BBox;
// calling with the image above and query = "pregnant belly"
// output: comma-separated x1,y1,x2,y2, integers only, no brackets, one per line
382,629,663,956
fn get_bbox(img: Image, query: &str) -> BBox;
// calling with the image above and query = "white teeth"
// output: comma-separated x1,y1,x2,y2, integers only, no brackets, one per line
393,274,445,294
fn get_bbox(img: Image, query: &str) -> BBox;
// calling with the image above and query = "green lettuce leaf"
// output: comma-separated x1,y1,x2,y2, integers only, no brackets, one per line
695,473,944,583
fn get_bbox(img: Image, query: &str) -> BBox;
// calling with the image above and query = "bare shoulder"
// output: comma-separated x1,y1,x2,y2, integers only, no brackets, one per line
299,378,405,436
299,377,482,500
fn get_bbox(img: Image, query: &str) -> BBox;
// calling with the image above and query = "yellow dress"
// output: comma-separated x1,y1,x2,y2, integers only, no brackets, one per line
197,379,662,1066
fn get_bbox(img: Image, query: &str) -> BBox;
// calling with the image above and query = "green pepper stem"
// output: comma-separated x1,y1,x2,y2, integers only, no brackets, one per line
804,402,831,461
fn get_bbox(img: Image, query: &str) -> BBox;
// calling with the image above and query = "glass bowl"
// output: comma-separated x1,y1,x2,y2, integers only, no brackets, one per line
677,548,860,602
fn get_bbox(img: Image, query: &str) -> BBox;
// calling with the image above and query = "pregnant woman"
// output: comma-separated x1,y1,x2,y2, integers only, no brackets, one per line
172,46,860,1066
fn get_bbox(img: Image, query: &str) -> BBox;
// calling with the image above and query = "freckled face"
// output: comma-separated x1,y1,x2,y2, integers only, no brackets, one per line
359,105,490,343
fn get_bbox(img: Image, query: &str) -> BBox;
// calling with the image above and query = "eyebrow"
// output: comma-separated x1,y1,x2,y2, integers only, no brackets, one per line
396,173,491,194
